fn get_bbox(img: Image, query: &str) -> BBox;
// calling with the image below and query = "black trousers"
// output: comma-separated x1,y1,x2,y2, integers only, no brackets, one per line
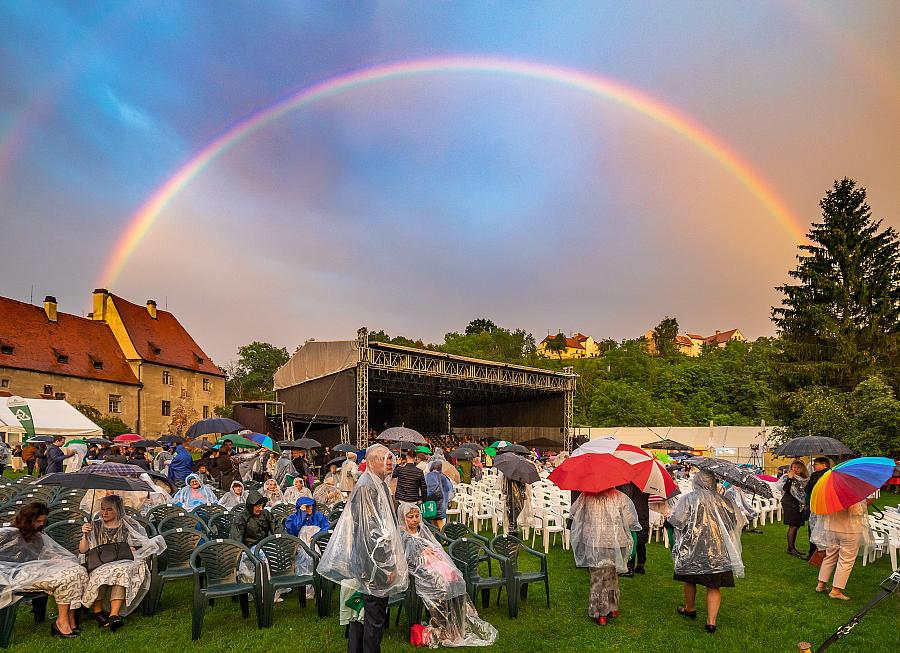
25,460,35,475
348,594,388,653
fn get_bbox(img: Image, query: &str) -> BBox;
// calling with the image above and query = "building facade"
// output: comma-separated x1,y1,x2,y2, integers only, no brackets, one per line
537,332,601,359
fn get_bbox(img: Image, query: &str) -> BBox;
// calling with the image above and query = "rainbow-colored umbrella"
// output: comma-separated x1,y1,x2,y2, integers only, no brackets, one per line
244,432,281,452
809,457,895,514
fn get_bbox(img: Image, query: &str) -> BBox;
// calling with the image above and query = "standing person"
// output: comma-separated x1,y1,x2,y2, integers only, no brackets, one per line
153,445,173,473
812,499,872,600
103,446,128,465
570,489,640,625
500,475,532,537
393,450,428,504
20,442,36,475
318,444,408,653
670,470,746,634
167,445,193,484
617,482,650,576
338,452,359,493
806,457,832,558
46,436,74,474
213,439,235,489
425,460,455,529
779,460,810,558
0,441,9,477
36,444,48,476
10,444,23,473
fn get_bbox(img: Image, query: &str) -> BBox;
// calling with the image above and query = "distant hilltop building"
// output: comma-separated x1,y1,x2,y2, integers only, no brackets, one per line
646,328,746,357
537,332,601,359
0,290,224,435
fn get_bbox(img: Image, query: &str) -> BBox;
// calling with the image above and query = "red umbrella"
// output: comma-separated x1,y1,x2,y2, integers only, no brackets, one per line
113,433,142,443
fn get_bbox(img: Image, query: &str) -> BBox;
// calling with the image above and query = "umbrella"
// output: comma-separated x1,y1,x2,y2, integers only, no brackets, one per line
492,453,540,484
377,427,427,445
458,442,483,451
484,447,498,457
38,472,154,492
489,440,512,450
415,445,432,454
440,461,461,484
333,443,356,453
77,462,149,478
497,444,529,455
325,457,347,468
215,435,261,450
654,451,674,464
389,441,418,452
113,433,141,443
243,433,280,452
26,436,54,443
86,437,112,446
518,437,563,449
188,439,213,451
449,447,476,460
185,417,244,440
641,438,693,451
774,436,853,458
809,457,895,515
158,434,184,444
685,457,774,498
129,440,158,448
279,438,321,450
756,473,779,482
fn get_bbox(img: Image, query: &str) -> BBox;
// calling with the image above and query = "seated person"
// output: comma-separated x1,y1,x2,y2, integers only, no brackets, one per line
0,502,90,638
172,473,218,509
229,490,274,548
282,477,312,505
79,495,165,631
313,476,344,513
262,478,285,506
397,502,497,647
284,497,330,539
218,480,247,509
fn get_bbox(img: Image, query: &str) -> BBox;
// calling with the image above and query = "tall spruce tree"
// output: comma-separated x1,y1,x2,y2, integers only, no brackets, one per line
772,178,900,391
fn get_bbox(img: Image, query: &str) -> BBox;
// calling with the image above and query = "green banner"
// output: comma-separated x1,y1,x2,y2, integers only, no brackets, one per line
7,397,35,440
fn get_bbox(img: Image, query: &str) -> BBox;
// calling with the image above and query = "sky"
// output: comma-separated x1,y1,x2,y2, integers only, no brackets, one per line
1,1,899,367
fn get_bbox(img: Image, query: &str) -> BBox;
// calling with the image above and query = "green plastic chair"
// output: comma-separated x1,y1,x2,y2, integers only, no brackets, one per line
143,527,207,615
158,513,208,536
189,539,264,640
310,529,335,616
442,523,492,573
46,508,89,525
44,520,84,554
448,538,511,613
191,503,226,525
268,504,293,521
0,592,48,649
209,512,234,539
256,534,319,626
146,504,186,527
490,535,550,617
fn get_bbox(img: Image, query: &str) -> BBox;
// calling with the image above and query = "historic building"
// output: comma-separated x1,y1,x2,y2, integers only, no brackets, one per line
537,332,601,359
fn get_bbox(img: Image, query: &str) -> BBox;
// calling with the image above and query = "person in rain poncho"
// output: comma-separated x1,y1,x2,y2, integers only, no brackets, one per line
669,470,746,634
338,451,359,493
397,502,498,647
79,495,166,630
499,474,533,536
262,478,285,506
172,473,218,510
722,482,759,528
272,452,295,488
811,499,873,600
167,445,193,484
282,476,313,505
318,444,408,653
0,502,89,638
218,480,247,509
425,460,455,529
62,442,87,473
569,489,640,625
285,497,330,537
313,476,344,513
153,445,173,473
323,459,341,486
229,490,274,547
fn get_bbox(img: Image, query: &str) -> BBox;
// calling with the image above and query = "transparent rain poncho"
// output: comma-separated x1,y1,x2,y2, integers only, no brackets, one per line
810,500,874,553
338,453,359,492
499,475,533,534
317,450,408,598
0,526,88,609
313,481,344,513
723,485,759,523
218,480,247,509
569,489,641,572
668,472,746,578
397,503,498,647
172,473,219,509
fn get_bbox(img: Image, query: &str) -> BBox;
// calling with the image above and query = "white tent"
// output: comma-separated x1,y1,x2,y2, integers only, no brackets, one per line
0,397,102,443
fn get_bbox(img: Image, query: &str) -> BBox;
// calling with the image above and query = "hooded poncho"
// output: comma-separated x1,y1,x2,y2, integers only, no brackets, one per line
317,449,408,597
284,497,330,536
569,489,640,571
218,480,247,509
397,502,498,647
283,480,312,505
313,482,344,513
172,473,219,510
0,526,87,609
669,472,746,577
262,480,285,506
167,445,194,483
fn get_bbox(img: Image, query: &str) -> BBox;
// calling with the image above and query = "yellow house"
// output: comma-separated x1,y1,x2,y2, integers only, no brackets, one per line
537,332,601,359
647,328,746,357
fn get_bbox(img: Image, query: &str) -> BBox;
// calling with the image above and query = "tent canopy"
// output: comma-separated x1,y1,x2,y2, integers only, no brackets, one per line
0,397,103,439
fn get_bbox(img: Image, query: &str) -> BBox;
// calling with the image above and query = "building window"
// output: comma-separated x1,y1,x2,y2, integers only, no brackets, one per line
162,370,172,385
0,345,12,355
162,400,171,417
56,354,68,364
202,378,210,391
53,392,66,401
93,361,104,370
203,405,209,419
0,379,8,388
43,384,53,396
180,388,188,399
109,395,121,413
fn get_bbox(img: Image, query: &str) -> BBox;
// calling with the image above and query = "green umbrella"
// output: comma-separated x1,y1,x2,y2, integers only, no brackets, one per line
67,439,87,446
415,445,432,454
489,440,512,450
216,435,260,450
655,451,674,464
484,447,498,457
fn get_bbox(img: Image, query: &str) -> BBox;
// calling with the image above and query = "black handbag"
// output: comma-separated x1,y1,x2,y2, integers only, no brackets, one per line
85,541,133,572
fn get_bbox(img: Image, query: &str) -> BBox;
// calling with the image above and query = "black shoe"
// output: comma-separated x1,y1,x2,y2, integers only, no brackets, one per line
706,624,717,634
93,610,110,628
618,570,634,578
109,616,125,632
50,623,78,639
634,565,645,574
677,607,697,619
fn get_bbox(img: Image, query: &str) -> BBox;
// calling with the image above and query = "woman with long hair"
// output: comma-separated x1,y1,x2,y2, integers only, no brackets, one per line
779,460,810,558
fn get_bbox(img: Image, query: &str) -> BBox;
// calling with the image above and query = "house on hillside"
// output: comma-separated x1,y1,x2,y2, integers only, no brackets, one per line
537,332,601,359
647,328,746,357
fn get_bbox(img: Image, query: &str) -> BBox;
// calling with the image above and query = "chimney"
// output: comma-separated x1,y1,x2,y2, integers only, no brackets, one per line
715,330,720,335
43,296,57,322
146,299,157,319
92,289,109,322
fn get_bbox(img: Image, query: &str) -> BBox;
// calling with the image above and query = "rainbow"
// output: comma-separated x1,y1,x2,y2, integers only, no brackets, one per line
99,56,806,286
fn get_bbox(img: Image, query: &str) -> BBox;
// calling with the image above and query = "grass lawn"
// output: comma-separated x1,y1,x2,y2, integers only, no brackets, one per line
4,513,898,653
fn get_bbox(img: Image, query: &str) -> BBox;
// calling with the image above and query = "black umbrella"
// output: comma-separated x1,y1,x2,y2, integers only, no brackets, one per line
185,417,244,440
86,437,112,446
449,447,476,460
325,457,347,469
333,443,357,453
518,437,563,449
389,441,418,452
129,440,158,448
493,453,540,484
774,436,852,458
498,444,529,455
641,439,693,452
685,457,774,498
377,426,427,445
279,438,321,450
26,435,54,443
158,434,184,444
38,471,154,492
458,442,483,451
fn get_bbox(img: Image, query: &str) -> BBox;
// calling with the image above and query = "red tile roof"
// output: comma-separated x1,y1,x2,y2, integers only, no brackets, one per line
703,329,740,345
109,294,225,376
674,335,694,347
0,296,140,385
685,333,705,340
540,335,585,350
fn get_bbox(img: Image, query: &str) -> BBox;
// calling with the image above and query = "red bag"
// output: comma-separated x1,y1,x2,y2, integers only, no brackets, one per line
410,624,431,647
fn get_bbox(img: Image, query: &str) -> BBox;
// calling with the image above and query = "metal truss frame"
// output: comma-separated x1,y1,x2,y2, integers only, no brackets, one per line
356,328,370,449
